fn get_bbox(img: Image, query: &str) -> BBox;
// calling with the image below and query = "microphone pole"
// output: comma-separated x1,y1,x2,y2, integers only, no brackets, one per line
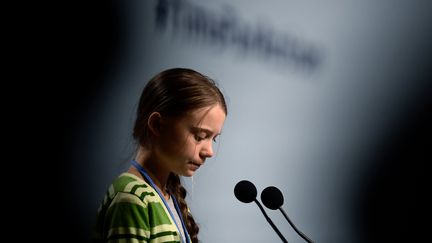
253,199,288,243
261,186,314,243
279,207,313,243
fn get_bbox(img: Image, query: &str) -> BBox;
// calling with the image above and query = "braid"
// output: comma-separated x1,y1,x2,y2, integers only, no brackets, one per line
167,173,199,243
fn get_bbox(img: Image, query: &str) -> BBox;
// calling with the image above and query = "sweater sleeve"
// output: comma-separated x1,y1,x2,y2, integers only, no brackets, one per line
104,192,150,243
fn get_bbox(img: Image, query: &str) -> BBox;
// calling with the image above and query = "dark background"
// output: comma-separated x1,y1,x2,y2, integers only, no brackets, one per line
10,1,127,242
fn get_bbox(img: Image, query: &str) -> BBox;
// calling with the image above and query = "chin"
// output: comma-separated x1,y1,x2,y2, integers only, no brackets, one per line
183,170,196,177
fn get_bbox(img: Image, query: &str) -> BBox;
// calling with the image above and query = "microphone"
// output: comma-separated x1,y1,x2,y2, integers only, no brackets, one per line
261,186,314,243
234,180,288,243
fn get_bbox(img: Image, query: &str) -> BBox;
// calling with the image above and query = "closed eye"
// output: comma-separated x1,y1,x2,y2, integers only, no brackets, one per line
192,127,221,143
194,134,206,142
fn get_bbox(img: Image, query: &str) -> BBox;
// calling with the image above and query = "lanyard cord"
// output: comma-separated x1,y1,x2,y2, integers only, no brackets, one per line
131,160,190,243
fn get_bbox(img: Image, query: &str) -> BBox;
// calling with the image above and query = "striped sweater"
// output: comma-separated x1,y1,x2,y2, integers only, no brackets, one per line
93,172,191,243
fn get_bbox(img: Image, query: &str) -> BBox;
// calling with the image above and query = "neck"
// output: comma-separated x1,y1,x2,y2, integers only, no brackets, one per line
131,146,171,198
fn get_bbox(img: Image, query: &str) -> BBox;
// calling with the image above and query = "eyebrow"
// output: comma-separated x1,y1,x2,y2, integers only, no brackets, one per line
192,126,221,136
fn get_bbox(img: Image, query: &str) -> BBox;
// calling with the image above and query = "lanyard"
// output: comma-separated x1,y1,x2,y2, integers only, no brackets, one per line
132,160,190,243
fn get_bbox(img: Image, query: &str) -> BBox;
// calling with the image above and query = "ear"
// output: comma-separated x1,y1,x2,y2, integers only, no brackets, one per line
147,112,162,136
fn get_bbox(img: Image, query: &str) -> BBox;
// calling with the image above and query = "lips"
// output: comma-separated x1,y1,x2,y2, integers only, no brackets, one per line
189,161,203,169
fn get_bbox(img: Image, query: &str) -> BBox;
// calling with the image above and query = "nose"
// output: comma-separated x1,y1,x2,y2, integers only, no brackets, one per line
200,140,214,159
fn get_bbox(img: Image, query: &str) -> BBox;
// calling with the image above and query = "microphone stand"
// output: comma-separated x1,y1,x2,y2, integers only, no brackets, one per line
254,199,288,243
279,208,314,243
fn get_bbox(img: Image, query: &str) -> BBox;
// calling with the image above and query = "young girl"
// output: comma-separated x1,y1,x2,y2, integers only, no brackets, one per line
93,68,227,243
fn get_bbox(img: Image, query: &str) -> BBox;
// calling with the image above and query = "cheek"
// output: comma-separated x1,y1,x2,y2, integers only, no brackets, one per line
161,138,182,156
185,136,199,156
175,135,197,157
160,131,193,157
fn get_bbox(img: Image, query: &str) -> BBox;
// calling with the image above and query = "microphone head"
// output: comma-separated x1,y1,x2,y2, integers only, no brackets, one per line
261,186,284,210
234,180,257,203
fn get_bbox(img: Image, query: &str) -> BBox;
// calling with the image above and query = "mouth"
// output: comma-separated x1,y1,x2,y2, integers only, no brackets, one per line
188,161,203,170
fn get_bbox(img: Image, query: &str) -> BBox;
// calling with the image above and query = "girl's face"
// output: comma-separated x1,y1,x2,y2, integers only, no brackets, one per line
156,104,226,176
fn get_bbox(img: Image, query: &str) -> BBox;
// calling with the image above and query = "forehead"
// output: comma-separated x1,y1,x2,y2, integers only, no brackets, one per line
182,105,226,133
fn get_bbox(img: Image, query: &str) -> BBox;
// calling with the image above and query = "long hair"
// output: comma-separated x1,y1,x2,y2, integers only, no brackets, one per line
133,68,227,243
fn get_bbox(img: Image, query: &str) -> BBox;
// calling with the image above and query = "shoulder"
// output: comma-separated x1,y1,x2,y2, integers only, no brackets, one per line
109,172,159,205
95,173,180,242
94,173,155,241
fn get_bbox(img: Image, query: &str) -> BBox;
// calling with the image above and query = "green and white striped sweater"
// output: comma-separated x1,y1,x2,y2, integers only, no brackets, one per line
93,173,191,243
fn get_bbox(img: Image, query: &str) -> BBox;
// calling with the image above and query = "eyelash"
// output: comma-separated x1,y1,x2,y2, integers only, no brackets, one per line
194,134,205,142
194,134,218,143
